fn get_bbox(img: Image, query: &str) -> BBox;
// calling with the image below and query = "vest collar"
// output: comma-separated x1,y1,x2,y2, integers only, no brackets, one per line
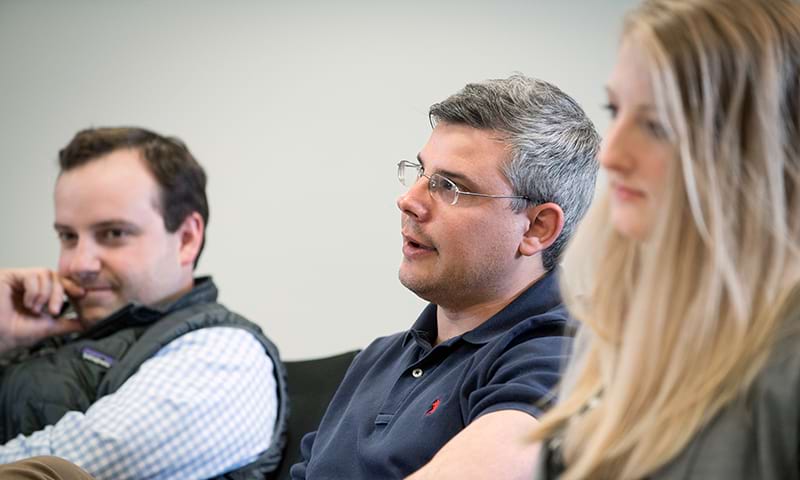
80,276,218,340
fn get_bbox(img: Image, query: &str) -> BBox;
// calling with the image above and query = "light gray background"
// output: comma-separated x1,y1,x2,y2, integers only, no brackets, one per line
0,0,635,360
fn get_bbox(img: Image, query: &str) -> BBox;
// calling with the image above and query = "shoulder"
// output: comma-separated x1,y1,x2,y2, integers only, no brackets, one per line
747,287,800,399
162,326,265,349
488,305,572,363
655,299,800,479
346,330,408,365
513,304,571,338
169,299,282,359
750,306,800,407
152,328,273,372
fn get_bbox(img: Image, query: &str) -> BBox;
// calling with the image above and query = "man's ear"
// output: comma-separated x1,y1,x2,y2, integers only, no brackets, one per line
518,202,564,257
177,212,205,267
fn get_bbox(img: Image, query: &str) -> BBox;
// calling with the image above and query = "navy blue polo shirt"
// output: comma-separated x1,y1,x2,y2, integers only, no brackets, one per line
291,270,570,479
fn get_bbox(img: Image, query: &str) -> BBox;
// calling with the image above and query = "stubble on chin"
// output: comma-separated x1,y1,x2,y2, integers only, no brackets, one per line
399,264,435,302
399,264,463,307
72,296,124,328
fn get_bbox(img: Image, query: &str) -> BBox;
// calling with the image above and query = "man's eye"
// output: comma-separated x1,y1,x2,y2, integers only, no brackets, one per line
101,229,128,241
437,177,458,192
57,232,77,243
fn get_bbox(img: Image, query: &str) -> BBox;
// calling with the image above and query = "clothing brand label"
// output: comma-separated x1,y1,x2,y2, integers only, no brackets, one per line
81,347,115,369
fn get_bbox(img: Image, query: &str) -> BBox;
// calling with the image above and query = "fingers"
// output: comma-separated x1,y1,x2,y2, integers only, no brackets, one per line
46,316,85,337
59,276,85,300
0,268,83,352
47,270,66,316
2,269,65,315
22,270,51,314
6,314,84,352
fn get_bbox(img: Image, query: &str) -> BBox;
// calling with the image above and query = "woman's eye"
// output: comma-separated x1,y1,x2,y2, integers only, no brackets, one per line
603,103,618,119
644,119,667,139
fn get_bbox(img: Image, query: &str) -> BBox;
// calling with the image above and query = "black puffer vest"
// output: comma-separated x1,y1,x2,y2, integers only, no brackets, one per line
0,277,288,479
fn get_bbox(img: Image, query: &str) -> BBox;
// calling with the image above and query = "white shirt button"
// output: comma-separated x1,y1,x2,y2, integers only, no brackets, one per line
412,368,423,378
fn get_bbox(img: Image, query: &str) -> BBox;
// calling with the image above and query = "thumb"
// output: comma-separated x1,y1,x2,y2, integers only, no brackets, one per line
46,316,85,338
60,277,85,299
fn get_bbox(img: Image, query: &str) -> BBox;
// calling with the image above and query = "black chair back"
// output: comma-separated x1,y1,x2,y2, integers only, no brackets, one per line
269,350,359,480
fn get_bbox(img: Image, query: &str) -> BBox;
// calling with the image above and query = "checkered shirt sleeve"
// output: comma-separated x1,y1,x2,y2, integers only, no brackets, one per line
0,327,278,479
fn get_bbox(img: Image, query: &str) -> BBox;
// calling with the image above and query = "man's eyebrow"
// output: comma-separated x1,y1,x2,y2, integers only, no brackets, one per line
415,154,476,186
54,220,141,231
91,221,143,234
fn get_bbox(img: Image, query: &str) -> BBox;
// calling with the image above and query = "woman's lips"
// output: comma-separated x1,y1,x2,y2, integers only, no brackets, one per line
611,182,646,201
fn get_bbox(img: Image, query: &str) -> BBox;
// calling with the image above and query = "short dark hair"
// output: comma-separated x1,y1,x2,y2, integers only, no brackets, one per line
58,127,209,267
429,74,600,270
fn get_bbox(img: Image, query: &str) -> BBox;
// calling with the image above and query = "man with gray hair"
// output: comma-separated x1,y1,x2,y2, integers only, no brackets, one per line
291,74,599,479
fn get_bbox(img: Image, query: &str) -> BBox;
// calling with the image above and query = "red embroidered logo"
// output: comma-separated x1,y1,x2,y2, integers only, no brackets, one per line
425,399,441,416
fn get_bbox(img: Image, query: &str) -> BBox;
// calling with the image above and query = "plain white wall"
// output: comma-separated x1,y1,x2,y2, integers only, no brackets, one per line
0,0,635,360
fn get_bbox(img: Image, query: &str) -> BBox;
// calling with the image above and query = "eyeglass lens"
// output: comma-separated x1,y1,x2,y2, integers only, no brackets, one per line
428,174,457,205
398,161,459,205
398,162,420,187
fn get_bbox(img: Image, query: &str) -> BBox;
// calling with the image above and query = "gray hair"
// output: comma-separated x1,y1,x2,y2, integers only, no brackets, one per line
429,74,600,270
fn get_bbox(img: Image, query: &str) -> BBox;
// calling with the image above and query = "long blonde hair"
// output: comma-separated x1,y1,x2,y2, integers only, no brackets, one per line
533,0,800,478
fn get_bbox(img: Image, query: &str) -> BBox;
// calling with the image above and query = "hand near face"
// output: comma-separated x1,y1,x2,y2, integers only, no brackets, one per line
0,269,85,354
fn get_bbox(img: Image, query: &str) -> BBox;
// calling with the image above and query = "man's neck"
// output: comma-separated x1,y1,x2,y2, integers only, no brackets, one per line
152,276,196,310
434,270,546,345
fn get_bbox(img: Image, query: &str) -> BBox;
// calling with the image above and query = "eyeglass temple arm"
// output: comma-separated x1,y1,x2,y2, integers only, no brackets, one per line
457,191,530,200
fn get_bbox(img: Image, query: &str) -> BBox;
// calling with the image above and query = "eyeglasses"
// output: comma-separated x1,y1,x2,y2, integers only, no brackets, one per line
397,160,530,206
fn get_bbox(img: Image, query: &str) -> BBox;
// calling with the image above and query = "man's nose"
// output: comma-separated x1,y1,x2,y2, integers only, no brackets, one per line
396,176,432,222
62,239,101,280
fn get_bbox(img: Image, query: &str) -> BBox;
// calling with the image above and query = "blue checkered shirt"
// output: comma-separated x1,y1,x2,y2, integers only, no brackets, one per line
0,327,278,479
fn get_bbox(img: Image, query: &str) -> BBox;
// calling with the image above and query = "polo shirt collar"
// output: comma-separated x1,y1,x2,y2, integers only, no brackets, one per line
403,269,562,347
404,303,438,349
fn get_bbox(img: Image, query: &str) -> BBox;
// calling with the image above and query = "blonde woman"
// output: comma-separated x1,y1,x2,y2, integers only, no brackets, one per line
532,0,800,478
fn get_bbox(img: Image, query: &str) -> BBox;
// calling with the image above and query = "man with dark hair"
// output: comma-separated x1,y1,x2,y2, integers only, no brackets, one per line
291,75,600,479
0,127,287,479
